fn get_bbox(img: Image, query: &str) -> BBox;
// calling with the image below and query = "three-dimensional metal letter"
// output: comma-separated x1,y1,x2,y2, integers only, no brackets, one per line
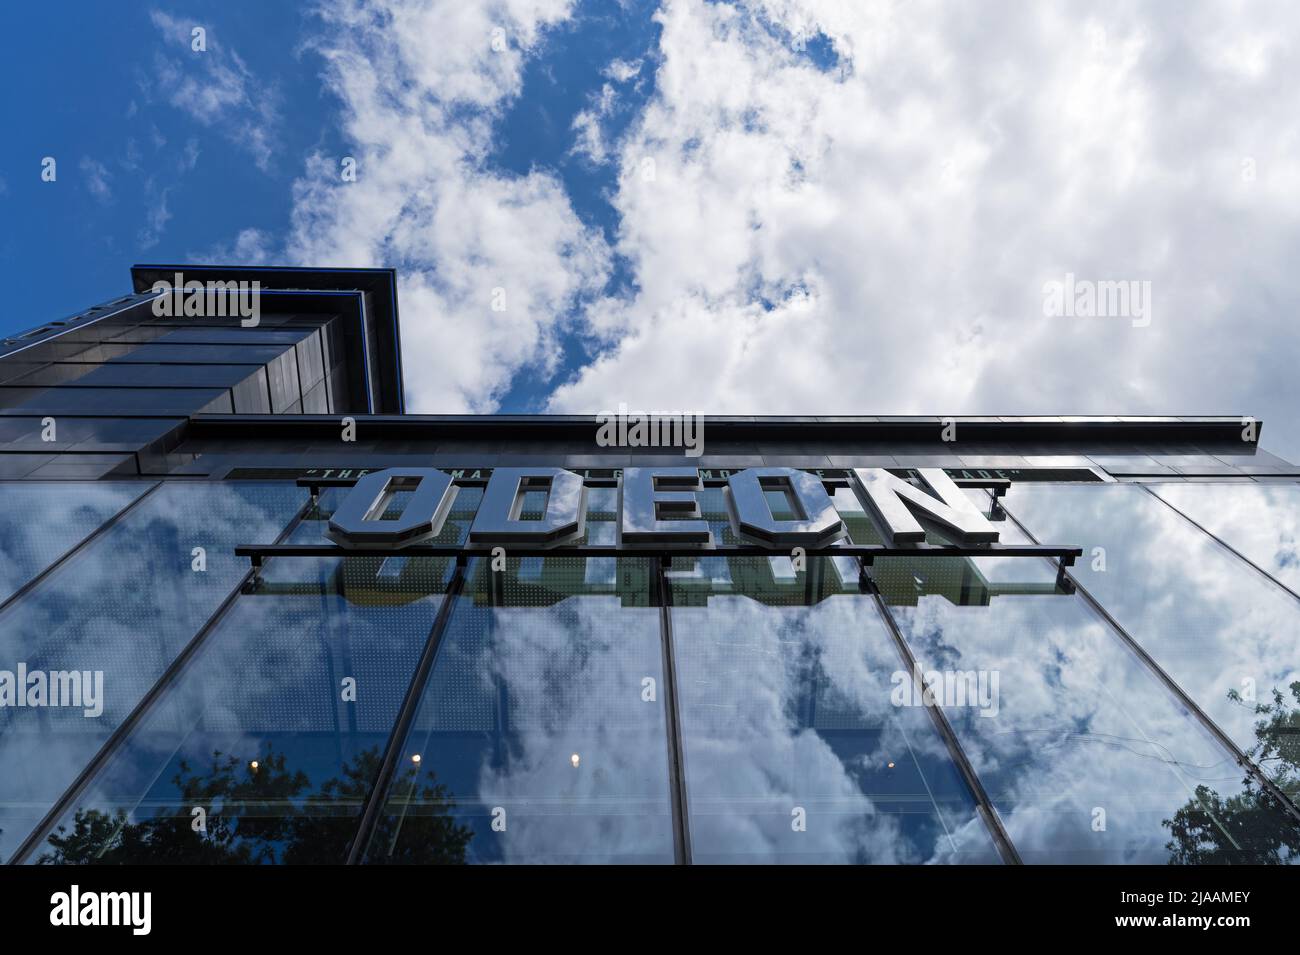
469,467,586,543
851,467,999,544
329,468,457,547
620,466,710,544
726,467,843,546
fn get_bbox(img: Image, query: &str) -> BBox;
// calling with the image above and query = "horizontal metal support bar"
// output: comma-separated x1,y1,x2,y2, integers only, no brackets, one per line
296,473,1020,496
953,477,1011,497
298,476,382,490
192,413,1263,449
235,541,1083,568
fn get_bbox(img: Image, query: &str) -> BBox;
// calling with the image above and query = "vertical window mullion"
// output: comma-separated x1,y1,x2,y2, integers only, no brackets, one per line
345,557,468,864
858,557,1024,865
8,488,314,865
654,556,693,865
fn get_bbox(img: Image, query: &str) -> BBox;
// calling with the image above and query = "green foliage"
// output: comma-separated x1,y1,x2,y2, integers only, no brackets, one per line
37,746,472,865
1163,681,1300,863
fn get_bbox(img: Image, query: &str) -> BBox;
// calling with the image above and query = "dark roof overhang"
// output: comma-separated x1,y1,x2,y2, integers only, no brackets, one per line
131,264,405,414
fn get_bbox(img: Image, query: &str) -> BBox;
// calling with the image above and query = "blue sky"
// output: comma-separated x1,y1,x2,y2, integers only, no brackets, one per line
0,1,660,413
3,1,1300,462
1,4,331,330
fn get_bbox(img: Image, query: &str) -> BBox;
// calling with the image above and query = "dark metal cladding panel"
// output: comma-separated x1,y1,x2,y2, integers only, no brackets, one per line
266,348,302,414
324,364,349,414
25,453,138,479
294,328,326,392
154,327,314,346
196,390,236,415
109,343,295,365
0,415,184,451
230,366,272,415
0,362,51,386
0,453,58,478
319,314,347,373
14,363,265,390
5,363,101,387
102,325,174,345
0,387,234,415
301,378,330,414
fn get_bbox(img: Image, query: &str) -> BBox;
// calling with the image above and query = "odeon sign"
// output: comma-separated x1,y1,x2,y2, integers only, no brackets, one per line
326,465,1000,550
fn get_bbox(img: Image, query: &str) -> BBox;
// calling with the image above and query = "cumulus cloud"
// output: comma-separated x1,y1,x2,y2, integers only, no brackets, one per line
241,0,1300,459
540,0,1300,461
149,10,281,171
282,0,609,413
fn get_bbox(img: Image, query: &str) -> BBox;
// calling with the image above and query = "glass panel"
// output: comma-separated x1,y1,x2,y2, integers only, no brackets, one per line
0,481,150,604
1002,483,1300,806
31,554,456,864
668,487,999,864
367,486,675,863
28,484,477,864
1150,483,1300,593
0,481,302,862
875,504,1299,863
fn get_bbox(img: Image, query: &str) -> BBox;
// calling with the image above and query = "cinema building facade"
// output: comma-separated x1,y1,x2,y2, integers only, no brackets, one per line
1,265,1298,866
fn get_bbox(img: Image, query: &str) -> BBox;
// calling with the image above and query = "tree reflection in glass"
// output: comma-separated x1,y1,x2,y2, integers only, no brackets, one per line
37,747,471,864
27,488,473,864
881,487,1300,863
1163,682,1300,863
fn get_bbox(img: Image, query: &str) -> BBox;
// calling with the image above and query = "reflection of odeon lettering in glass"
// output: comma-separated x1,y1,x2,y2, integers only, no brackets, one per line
327,465,999,549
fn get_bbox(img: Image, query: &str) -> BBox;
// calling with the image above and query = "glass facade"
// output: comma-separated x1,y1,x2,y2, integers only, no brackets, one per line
34,494,455,863
365,487,676,864
2,476,1299,864
668,489,998,863
0,482,148,604
1001,483,1300,795
878,515,1294,863
1149,483,1300,593
0,481,304,862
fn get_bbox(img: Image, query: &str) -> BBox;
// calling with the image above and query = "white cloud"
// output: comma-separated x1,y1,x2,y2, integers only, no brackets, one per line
572,59,644,165
79,157,113,202
197,227,275,265
541,0,1300,462
570,82,618,163
604,57,643,82
282,0,608,413
138,185,172,249
244,0,1300,459
180,137,201,172
149,10,280,171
